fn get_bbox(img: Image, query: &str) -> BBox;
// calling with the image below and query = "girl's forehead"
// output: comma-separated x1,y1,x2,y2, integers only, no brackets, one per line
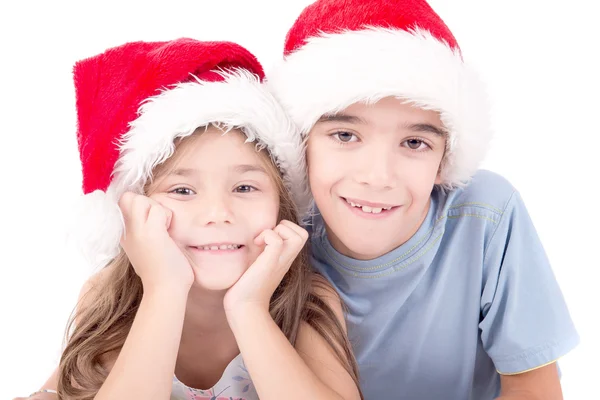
160,128,275,178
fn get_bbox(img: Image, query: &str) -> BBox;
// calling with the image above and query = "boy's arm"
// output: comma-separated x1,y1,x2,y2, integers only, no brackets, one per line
479,190,577,398
497,363,562,400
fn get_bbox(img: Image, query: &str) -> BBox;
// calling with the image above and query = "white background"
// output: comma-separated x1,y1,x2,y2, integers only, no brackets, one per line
1,0,598,398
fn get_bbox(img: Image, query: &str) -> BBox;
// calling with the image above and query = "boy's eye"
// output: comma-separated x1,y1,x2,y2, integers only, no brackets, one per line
171,187,194,195
234,185,256,193
333,132,358,143
403,139,429,150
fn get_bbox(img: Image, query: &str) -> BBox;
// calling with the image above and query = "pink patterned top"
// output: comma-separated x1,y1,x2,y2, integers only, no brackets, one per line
170,354,258,400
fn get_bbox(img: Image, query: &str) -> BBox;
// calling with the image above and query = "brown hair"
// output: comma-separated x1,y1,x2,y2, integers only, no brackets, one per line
57,128,361,399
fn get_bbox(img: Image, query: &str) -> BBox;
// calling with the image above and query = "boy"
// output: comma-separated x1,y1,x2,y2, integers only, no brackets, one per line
267,0,579,398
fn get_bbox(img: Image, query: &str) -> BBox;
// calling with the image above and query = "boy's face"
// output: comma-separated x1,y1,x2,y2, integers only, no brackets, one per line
307,97,446,260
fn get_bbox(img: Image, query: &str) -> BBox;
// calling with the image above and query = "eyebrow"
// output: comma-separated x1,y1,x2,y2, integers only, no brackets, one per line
169,164,268,177
317,113,368,125
404,123,447,137
232,164,268,175
170,168,197,177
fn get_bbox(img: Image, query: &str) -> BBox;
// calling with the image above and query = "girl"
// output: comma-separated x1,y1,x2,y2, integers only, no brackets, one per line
19,39,361,400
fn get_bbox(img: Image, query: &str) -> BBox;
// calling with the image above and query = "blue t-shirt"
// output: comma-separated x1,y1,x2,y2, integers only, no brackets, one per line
308,170,579,400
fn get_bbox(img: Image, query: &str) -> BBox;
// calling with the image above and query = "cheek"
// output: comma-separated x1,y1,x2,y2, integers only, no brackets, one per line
402,160,439,201
241,198,279,234
307,141,343,192
240,199,279,263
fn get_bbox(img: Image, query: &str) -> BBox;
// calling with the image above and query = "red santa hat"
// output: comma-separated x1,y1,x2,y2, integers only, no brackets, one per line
71,38,307,268
267,0,492,188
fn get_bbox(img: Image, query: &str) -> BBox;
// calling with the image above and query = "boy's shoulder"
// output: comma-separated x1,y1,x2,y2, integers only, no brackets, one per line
445,169,517,215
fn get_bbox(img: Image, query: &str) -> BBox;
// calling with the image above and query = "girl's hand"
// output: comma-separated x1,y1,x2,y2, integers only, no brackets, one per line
118,192,194,293
223,220,308,315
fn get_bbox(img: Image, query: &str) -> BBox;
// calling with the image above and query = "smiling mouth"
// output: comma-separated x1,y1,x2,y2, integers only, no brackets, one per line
190,244,244,251
342,197,398,214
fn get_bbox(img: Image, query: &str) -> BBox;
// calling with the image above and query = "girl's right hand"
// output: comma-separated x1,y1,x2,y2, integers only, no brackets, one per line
118,192,194,293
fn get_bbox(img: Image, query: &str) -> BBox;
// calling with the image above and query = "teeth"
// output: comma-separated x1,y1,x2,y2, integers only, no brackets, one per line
197,244,241,250
345,198,392,214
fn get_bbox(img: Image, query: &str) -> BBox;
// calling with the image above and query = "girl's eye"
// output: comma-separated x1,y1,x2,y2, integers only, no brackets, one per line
332,131,358,143
403,139,429,151
234,185,256,193
171,187,195,195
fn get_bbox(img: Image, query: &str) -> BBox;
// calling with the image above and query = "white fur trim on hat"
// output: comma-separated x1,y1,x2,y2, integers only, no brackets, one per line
267,27,492,188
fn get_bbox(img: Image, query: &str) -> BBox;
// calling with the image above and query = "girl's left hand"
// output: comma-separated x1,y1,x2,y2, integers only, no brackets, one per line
223,220,308,315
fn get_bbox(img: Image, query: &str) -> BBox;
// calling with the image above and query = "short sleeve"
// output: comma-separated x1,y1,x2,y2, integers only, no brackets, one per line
479,191,579,374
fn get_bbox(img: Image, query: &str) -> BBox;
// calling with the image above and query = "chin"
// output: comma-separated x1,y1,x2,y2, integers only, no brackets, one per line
191,264,248,292
192,275,240,292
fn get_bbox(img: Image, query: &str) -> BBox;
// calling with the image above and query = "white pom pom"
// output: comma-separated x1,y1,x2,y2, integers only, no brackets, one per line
66,188,124,272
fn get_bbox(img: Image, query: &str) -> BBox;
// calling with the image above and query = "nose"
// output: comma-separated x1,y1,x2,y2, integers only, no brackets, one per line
354,144,397,190
194,192,234,226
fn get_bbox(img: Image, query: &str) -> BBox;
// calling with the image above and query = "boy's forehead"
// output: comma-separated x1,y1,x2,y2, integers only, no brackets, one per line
321,98,441,119
315,108,446,137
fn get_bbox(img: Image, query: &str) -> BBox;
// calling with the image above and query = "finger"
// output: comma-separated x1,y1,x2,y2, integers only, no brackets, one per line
279,220,309,242
275,221,307,243
254,229,269,246
252,229,283,268
119,192,141,244
273,224,305,264
118,191,136,225
145,199,172,231
149,198,174,231
131,194,152,231
146,203,165,230
263,229,284,247
164,207,173,230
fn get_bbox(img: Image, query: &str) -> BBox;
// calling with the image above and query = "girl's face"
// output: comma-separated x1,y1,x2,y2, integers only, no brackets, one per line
306,97,446,260
148,127,280,291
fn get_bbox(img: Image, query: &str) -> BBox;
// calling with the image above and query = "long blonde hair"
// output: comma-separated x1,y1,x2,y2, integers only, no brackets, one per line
57,129,361,399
